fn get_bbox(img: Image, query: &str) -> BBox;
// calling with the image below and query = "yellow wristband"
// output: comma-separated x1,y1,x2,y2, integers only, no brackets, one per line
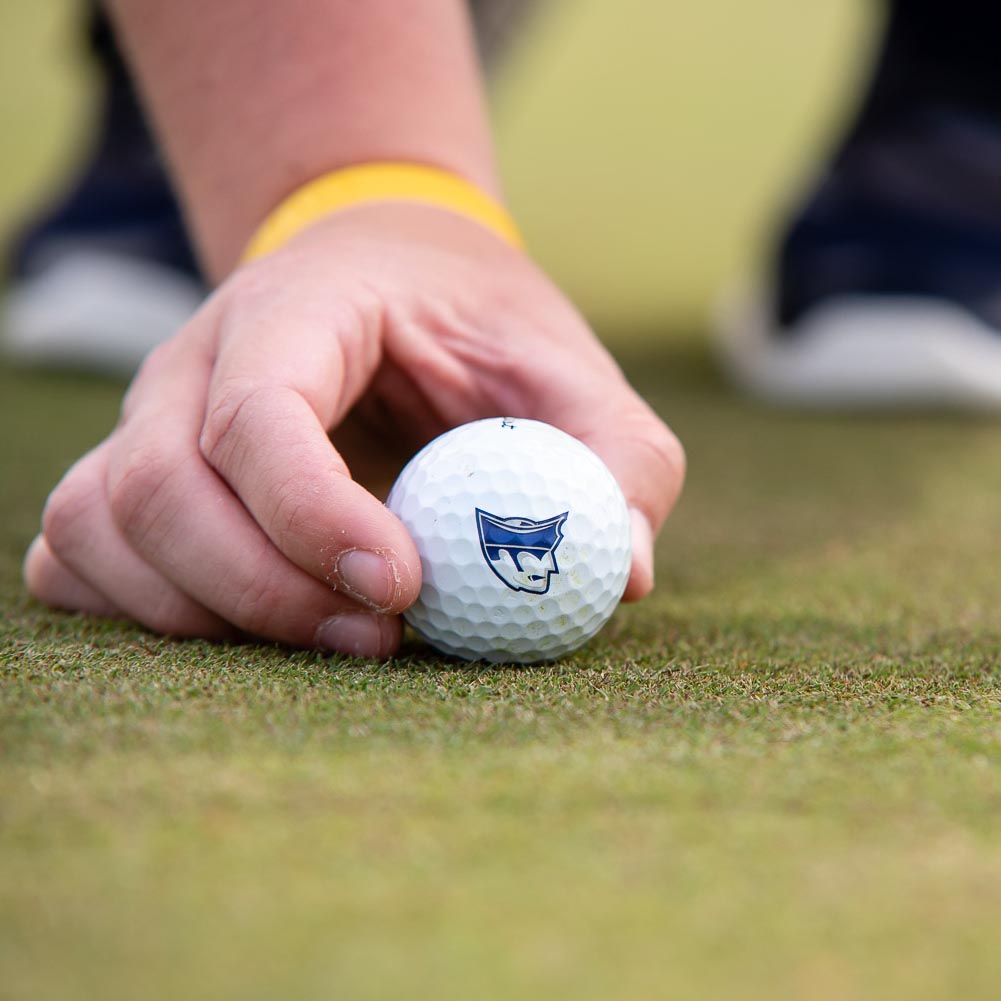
242,162,523,262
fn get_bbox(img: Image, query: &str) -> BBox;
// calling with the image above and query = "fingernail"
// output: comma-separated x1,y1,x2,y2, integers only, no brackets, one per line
333,549,398,611
315,613,390,658
629,507,655,595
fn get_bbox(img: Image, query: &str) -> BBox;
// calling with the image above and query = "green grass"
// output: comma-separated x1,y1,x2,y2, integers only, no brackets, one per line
4,350,1001,1000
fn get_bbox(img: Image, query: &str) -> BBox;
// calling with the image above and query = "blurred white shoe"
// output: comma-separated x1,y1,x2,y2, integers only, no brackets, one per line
2,249,204,377
716,288,1001,409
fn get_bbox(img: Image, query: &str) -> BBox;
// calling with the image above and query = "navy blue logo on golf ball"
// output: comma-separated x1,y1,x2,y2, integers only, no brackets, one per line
475,509,569,594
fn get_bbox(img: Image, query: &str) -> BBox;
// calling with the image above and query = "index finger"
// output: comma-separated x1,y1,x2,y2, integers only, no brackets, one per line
197,283,422,614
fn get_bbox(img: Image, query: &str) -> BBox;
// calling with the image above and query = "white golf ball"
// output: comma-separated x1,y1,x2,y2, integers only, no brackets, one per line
386,417,632,663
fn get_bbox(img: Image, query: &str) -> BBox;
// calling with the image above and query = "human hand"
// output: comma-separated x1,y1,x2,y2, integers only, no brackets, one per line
24,203,685,657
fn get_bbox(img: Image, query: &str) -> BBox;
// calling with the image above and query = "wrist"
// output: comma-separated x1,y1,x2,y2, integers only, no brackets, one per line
240,161,523,265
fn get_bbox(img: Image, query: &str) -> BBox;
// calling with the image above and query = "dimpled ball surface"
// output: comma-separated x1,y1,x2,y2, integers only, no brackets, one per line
386,417,631,663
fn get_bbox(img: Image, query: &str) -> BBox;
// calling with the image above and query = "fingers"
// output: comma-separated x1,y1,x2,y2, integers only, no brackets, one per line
571,399,686,601
197,287,422,612
107,333,404,653
199,379,420,612
31,499,401,655
369,241,685,603
28,276,415,656
25,208,682,660
23,535,123,619
521,359,686,601
33,443,236,639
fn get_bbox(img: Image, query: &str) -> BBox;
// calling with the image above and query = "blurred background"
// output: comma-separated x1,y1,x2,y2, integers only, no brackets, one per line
0,0,873,338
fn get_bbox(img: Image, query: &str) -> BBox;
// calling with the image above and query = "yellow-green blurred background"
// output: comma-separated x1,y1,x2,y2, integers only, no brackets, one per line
0,0,874,332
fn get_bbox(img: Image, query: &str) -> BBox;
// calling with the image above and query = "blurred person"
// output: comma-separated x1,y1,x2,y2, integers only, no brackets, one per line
6,1,1001,406
1,1,534,373
18,0,684,657
3,6,202,372
718,0,1001,406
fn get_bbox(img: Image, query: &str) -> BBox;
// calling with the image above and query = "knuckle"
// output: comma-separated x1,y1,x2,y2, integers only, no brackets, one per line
329,291,382,371
645,421,687,510
623,402,685,480
619,408,687,518
107,442,182,545
199,378,262,472
651,421,687,483
42,466,101,556
120,349,166,420
267,477,314,551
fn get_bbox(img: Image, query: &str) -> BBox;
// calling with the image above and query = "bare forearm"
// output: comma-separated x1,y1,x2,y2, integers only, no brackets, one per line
105,0,499,279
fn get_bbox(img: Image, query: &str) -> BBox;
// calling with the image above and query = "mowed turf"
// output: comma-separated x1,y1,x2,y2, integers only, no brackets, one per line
3,348,1001,1001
